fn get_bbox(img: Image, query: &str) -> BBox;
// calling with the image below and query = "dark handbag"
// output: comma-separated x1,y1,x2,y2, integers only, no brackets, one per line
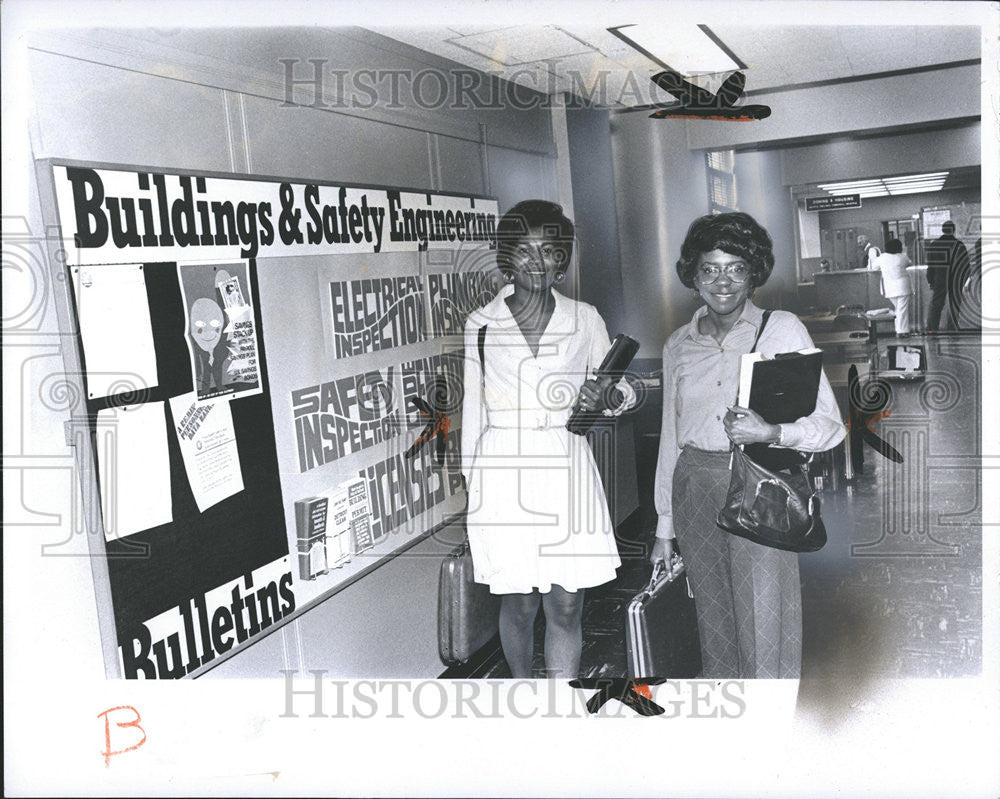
625,557,702,678
717,446,827,552
715,311,827,553
438,539,501,665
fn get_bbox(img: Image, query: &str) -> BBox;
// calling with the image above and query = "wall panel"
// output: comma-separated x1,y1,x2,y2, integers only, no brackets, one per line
610,112,708,357
28,50,232,172
485,145,554,218
780,124,982,187
437,135,486,195
241,94,433,187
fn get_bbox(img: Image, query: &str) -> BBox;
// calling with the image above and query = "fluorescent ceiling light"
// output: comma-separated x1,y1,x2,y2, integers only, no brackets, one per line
609,24,741,75
888,185,945,195
888,173,949,183
824,181,882,189
818,171,949,198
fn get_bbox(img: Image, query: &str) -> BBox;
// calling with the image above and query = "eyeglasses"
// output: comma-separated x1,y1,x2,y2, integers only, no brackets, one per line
695,263,750,284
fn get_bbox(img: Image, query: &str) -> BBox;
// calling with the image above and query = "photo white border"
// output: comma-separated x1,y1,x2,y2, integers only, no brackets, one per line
3,1,998,796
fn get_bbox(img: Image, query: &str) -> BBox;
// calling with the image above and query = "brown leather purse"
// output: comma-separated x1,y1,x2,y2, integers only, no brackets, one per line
716,445,827,552
715,310,827,553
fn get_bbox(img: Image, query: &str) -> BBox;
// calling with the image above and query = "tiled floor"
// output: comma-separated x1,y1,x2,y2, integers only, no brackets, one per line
800,331,982,681
450,331,983,683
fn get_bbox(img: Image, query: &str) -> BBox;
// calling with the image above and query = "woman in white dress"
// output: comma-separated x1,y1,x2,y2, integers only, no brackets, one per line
875,238,915,336
461,200,634,678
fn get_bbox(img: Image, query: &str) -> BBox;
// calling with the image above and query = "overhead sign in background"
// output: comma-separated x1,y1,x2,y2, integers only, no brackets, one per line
805,194,862,211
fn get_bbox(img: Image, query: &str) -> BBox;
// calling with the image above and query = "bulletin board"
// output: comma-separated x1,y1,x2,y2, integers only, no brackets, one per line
38,159,500,678
921,202,981,240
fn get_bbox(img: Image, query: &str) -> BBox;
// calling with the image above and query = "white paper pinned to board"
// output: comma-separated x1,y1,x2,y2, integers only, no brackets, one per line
168,392,244,512
96,402,173,540
73,263,158,399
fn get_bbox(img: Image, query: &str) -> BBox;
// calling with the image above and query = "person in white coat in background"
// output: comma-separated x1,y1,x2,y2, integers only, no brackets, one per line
875,238,915,336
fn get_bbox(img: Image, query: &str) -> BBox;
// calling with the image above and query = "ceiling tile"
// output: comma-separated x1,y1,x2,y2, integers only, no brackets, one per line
447,25,596,66
371,23,983,108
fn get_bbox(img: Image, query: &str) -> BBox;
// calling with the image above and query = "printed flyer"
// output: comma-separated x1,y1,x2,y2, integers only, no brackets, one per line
168,392,245,513
177,262,263,403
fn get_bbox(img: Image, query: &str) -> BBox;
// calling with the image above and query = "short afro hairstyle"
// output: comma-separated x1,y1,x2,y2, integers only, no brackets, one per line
496,200,574,278
886,238,903,254
676,212,775,290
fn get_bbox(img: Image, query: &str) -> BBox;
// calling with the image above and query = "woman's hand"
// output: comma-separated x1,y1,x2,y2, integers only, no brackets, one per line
575,375,618,413
650,537,676,565
724,405,781,446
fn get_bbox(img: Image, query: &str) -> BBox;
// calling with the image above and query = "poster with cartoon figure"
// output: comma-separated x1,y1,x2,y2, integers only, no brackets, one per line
178,262,263,403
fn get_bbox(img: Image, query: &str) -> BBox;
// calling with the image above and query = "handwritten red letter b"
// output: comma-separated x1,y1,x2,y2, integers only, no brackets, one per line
98,705,146,766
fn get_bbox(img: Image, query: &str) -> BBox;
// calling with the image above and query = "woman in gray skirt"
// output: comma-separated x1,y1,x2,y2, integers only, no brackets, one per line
650,213,845,678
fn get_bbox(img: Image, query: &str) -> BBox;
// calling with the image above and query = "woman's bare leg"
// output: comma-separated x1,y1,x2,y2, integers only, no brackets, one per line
541,585,585,678
499,591,541,677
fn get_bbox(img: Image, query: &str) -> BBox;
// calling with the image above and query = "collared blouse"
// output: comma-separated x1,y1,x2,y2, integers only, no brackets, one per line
654,300,846,540
461,283,635,480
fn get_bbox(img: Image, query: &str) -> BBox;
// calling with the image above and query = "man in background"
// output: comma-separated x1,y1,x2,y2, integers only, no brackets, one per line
924,220,970,333
857,233,881,270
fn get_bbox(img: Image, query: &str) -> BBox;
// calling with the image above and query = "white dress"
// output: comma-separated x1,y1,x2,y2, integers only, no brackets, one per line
460,284,634,595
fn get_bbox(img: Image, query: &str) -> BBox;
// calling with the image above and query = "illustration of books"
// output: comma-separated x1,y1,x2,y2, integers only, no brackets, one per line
294,495,329,580
326,486,354,568
344,477,376,552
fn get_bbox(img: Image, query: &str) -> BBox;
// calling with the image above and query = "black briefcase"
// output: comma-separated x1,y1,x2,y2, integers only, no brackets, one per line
438,540,501,666
626,558,702,679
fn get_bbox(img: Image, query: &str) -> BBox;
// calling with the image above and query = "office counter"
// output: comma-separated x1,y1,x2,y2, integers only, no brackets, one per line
812,266,928,329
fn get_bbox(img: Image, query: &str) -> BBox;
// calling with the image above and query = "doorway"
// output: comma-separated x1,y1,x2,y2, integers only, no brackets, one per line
884,219,918,262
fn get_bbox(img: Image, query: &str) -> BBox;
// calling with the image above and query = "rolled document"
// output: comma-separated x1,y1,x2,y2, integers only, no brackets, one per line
566,333,640,435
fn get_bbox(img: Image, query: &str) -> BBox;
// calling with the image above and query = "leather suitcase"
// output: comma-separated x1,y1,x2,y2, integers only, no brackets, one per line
626,558,702,679
438,540,501,666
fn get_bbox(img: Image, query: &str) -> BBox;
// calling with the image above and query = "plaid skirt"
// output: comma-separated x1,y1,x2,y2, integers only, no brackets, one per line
673,447,802,679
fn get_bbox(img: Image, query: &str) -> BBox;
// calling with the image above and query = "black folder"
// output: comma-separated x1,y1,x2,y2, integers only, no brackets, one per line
741,350,823,471
565,333,639,435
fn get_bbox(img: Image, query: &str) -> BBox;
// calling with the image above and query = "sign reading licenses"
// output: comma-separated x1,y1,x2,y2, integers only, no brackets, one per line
805,194,862,211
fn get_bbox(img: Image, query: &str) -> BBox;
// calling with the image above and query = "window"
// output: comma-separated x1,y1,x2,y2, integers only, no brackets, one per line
706,150,737,214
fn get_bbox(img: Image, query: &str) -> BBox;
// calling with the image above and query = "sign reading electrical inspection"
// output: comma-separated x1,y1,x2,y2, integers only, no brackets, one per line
53,165,499,266
330,276,426,357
